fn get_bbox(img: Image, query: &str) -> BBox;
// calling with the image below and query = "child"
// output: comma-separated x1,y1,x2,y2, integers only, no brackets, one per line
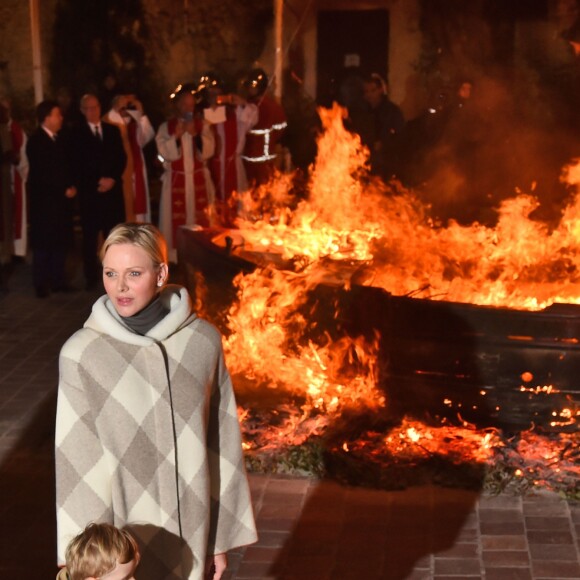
57,522,140,580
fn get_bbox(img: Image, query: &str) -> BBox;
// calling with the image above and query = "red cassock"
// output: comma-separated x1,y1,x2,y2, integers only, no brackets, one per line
242,95,287,186
1,120,28,258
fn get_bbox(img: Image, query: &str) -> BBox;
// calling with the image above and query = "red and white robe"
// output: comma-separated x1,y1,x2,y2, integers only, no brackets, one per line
156,117,215,262
3,120,28,258
103,109,154,222
207,104,258,223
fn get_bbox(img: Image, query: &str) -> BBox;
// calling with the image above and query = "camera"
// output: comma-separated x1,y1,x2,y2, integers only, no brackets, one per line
182,111,194,122
126,103,137,111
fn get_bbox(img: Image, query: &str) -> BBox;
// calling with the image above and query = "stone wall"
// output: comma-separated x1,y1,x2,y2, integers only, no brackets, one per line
138,0,272,117
1,0,578,127
0,0,57,124
0,0,272,122
0,0,421,120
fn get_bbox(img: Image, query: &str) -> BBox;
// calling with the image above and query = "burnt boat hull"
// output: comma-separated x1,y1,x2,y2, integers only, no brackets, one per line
332,285,580,430
177,226,580,431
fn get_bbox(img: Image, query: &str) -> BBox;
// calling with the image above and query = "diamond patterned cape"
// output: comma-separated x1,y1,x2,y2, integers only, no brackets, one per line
55,285,257,579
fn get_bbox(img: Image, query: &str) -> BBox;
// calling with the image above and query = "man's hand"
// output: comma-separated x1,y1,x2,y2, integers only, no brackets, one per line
65,186,77,199
174,119,186,140
230,94,246,107
131,97,144,114
184,119,197,136
97,177,115,192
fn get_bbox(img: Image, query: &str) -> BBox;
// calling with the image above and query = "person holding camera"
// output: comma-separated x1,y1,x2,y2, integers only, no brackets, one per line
155,85,215,262
103,94,155,222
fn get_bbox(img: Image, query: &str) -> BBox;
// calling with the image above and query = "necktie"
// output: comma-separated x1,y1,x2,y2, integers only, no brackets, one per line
94,125,101,140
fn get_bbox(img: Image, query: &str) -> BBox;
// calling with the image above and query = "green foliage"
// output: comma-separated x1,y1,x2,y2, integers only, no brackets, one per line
244,418,580,500
245,439,325,478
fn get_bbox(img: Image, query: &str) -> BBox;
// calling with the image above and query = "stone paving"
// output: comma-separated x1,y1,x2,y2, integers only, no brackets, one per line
1,258,580,579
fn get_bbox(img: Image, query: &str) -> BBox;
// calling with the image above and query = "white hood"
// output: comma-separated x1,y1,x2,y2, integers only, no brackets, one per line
84,285,197,346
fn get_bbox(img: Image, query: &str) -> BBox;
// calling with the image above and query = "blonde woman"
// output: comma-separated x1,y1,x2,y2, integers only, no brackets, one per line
56,223,256,580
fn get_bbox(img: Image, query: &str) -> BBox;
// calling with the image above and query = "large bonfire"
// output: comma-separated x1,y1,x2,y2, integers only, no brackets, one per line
215,104,580,496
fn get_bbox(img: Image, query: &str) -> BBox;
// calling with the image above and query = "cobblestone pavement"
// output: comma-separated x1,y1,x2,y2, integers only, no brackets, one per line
1,258,579,580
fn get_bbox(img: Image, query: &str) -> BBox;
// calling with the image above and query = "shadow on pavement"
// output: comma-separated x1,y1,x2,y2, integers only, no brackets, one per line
0,390,58,579
268,480,480,580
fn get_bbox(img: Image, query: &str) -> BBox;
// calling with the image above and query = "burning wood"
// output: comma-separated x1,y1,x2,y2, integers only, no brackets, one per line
177,104,580,496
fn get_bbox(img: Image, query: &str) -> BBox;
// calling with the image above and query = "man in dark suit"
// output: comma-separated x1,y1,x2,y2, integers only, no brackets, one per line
348,73,405,181
26,100,77,298
71,93,127,289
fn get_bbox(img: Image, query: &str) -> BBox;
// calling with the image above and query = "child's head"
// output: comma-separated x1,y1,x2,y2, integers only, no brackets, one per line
65,522,139,580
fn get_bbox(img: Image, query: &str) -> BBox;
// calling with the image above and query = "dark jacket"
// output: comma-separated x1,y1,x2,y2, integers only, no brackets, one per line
26,128,75,249
69,121,127,225
349,96,405,179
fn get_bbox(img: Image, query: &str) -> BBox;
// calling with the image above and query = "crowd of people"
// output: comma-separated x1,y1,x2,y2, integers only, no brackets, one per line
0,67,288,294
1,66,493,296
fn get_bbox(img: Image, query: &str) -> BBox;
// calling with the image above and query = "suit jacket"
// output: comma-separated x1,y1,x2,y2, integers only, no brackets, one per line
69,121,127,225
26,128,75,249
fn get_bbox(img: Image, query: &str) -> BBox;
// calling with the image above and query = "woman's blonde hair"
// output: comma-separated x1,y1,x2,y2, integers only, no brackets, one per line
100,222,168,268
65,522,139,580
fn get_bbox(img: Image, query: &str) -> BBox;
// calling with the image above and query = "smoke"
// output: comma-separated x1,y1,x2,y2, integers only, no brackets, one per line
406,1,580,228
405,71,579,228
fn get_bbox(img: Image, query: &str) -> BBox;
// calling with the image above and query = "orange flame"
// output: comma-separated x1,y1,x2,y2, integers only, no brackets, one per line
227,104,580,310
225,265,384,415
219,105,580,485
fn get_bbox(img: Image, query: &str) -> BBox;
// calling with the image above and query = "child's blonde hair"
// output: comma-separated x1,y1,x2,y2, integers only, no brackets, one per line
65,522,139,580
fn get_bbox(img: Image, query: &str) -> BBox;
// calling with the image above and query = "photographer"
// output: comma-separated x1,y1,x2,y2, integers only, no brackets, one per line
155,85,215,262
103,94,155,222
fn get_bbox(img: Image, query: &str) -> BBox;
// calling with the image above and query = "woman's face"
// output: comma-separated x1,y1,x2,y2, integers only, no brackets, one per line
102,243,167,317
